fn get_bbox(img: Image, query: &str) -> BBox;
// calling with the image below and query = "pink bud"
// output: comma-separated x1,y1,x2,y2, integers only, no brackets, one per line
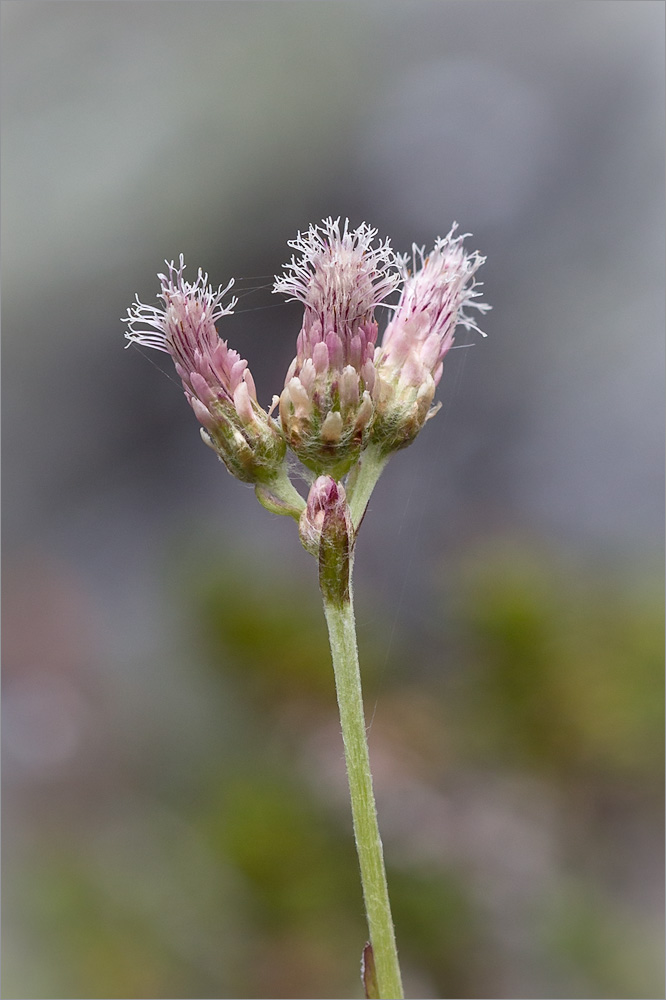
313,341,329,374
229,358,249,393
354,392,374,432
242,368,258,402
233,380,254,425
299,476,350,570
287,377,312,417
190,371,215,406
299,359,317,395
321,411,344,443
339,366,360,409
189,395,217,431
325,330,344,371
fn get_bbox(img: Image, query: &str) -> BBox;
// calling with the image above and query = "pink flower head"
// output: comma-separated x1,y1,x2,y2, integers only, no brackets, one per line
380,224,489,387
123,256,286,483
274,217,399,372
274,219,399,476
373,225,490,450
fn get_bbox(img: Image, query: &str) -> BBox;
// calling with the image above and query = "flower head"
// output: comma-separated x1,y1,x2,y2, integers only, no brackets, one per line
299,475,348,556
274,218,399,476
274,216,399,349
123,256,286,483
299,476,352,603
372,225,490,451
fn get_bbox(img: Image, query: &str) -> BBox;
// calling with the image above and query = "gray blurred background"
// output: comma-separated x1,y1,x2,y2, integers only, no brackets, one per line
2,3,664,999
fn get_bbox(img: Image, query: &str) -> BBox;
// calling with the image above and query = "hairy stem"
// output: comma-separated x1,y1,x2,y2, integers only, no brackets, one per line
346,443,390,532
322,588,404,999
254,465,306,520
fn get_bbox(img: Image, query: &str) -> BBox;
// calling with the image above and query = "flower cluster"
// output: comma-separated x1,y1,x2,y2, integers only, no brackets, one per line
124,220,488,539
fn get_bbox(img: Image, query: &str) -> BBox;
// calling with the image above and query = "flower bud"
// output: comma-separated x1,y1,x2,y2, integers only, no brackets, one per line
372,225,490,452
299,476,352,604
274,218,399,477
299,475,348,554
124,256,286,484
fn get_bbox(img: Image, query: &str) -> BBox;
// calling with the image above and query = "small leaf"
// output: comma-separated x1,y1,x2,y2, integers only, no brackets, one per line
361,941,379,1000
318,498,351,607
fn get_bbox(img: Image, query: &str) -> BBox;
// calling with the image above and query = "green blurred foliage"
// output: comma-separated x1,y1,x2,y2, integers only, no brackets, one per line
449,542,663,788
193,556,337,705
387,868,482,1000
4,538,663,999
543,881,665,1000
206,769,361,927
10,851,229,1000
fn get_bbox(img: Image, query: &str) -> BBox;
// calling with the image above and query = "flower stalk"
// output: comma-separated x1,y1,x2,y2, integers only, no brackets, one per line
323,592,403,1000
300,474,401,996
346,441,391,533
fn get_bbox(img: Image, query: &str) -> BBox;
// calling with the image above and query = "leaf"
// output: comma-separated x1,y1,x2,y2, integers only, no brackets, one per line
361,941,379,1000
318,497,351,607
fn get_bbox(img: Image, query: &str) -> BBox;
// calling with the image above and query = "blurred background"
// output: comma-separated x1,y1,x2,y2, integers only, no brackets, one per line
2,2,664,998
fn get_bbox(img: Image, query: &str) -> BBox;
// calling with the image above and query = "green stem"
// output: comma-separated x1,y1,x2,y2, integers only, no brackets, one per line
322,587,404,1000
254,465,306,520
346,443,390,533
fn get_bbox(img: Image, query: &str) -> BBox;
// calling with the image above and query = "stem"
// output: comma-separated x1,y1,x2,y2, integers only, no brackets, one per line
322,587,404,1000
254,465,306,520
346,443,390,533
